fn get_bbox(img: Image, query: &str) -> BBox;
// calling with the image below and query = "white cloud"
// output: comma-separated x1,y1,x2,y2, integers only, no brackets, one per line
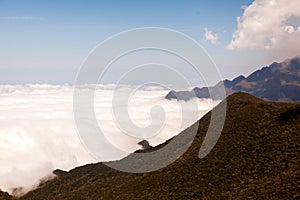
227,0,300,60
204,28,218,44
0,84,218,194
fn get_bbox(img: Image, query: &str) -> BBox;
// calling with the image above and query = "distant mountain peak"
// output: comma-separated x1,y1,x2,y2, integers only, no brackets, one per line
166,55,300,102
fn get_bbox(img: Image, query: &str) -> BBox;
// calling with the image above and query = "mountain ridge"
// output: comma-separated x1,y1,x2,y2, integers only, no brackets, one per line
166,55,300,102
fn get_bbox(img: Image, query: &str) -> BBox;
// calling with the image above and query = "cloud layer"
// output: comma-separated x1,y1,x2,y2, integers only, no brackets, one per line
227,0,300,60
204,28,218,44
0,84,218,194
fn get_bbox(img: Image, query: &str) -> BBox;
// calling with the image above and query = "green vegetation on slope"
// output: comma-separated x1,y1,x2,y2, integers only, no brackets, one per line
21,92,300,199
0,191,16,200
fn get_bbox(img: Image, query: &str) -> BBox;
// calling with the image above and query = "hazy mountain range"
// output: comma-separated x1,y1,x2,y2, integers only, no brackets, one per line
19,92,300,199
166,56,300,102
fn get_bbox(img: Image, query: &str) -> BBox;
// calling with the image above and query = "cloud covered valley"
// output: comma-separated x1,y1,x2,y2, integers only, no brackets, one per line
0,84,219,194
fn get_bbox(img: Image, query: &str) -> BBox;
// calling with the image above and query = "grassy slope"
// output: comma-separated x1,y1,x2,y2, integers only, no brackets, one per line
0,191,16,200
21,92,300,200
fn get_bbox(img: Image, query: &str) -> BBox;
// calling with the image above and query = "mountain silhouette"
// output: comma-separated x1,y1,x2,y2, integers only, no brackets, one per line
166,56,300,102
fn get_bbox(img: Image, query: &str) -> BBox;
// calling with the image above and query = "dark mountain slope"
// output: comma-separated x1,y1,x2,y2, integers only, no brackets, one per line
166,56,300,102
21,93,300,200
0,191,15,200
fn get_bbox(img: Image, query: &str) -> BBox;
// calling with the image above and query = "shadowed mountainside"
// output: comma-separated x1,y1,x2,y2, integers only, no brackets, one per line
21,92,300,200
0,191,16,200
166,56,300,102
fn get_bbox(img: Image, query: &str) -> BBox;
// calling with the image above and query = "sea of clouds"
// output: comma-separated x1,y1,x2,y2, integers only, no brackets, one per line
0,84,219,194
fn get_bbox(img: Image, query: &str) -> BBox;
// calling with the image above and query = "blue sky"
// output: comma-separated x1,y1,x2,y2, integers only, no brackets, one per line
0,0,299,85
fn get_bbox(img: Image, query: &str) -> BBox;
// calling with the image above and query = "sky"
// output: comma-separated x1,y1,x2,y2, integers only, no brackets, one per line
0,0,300,85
